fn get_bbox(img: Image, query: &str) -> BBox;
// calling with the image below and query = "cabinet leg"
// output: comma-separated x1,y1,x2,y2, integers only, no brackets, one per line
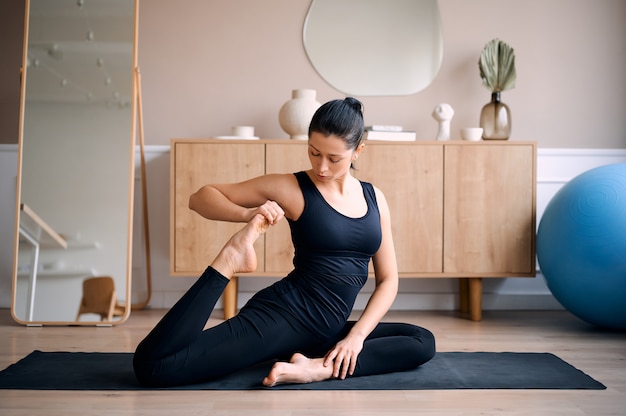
468,277,482,321
459,279,469,314
222,276,238,320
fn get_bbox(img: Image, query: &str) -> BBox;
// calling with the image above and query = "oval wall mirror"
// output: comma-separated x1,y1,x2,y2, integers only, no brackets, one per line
303,0,444,96
11,0,139,325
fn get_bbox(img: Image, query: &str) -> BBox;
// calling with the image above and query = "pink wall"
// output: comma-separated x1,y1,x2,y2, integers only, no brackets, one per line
2,0,625,148
136,0,626,149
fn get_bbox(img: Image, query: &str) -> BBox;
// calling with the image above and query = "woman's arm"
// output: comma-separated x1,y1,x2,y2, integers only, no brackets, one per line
323,187,399,379
188,173,302,224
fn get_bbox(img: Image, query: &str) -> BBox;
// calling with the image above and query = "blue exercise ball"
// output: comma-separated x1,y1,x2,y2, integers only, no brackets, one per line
537,163,626,331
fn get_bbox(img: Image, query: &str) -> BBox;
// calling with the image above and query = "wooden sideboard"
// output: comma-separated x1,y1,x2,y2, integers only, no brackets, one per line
170,139,537,321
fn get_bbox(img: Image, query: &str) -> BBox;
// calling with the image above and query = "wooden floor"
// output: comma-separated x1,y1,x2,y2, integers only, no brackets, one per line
1,307,625,416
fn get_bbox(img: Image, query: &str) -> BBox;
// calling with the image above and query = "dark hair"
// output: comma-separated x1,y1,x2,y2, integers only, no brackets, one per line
308,97,364,151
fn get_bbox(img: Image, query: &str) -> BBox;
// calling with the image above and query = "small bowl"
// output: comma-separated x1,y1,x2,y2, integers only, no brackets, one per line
460,127,483,141
231,126,255,138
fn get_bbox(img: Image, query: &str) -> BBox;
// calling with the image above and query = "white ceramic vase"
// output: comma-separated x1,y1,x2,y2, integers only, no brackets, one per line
278,89,321,140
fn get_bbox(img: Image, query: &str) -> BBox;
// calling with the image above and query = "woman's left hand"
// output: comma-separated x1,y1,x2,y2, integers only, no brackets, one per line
323,335,365,379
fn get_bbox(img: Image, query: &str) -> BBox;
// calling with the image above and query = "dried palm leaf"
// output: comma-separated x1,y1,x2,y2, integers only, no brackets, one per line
478,38,516,92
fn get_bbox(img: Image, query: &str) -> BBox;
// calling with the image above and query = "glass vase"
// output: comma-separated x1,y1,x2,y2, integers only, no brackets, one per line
479,92,511,140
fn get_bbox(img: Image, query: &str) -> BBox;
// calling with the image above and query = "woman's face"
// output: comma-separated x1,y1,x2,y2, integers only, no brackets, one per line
307,132,361,181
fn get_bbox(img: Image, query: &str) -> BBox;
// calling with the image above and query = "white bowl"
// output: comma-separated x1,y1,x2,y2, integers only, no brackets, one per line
460,127,483,141
231,126,255,137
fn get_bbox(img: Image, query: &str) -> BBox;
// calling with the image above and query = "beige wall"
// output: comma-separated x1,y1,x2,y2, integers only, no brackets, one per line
2,0,625,148
137,0,626,148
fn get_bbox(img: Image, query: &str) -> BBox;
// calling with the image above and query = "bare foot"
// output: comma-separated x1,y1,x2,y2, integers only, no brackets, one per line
262,353,334,387
210,214,270,278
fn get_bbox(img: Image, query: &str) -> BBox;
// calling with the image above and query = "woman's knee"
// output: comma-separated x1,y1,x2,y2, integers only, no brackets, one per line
132,346,174,387
398,323,436,366
417,326,436,362
132,354,155,387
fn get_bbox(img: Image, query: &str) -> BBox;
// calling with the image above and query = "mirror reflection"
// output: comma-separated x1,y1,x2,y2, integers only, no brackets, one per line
303,0,444,96
12,0,137,325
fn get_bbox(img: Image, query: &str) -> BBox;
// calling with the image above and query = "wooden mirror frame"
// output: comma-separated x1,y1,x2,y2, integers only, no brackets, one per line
10,0,146,326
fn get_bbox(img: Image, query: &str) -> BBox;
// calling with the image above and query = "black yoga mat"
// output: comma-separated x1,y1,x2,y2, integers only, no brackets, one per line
0,350,605,390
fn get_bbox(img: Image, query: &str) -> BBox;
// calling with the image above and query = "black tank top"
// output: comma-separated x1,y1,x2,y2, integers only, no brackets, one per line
289,171,382,277
239,172,382,340
278,171,382,337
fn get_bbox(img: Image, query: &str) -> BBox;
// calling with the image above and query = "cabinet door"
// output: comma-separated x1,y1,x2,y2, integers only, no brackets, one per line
171,142,265,275
443,143,536,275
264,142,309,273
355,143,443,275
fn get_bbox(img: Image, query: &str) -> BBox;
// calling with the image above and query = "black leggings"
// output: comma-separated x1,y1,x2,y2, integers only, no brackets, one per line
133,266,436,387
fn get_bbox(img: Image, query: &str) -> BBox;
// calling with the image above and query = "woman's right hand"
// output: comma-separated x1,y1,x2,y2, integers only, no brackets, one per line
248,200,285,226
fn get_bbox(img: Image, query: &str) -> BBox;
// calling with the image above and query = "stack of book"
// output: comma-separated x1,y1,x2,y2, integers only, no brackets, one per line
363,125,416,141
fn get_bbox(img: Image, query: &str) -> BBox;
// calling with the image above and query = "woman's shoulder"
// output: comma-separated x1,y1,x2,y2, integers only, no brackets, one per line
370,185,390,216
257,172,301,191
356,177,382,196
356,179,388,211
259,173,304,219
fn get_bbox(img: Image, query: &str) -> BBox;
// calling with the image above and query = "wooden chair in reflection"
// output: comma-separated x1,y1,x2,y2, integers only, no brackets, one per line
76,276,125,321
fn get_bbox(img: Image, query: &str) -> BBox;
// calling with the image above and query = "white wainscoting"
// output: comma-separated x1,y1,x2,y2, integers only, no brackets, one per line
2,145,625,311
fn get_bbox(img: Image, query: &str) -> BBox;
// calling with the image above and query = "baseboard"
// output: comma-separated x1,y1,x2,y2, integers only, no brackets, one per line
151,290,563,312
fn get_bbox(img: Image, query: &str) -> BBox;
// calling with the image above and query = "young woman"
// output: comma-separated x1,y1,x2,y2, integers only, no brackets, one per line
133,97,436,387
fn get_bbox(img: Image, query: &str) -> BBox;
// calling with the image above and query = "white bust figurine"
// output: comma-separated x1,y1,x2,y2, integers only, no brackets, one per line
432,103,454,141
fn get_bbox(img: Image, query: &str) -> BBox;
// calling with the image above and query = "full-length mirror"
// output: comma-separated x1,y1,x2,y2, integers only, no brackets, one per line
11,0,138,325
303,0,444,96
